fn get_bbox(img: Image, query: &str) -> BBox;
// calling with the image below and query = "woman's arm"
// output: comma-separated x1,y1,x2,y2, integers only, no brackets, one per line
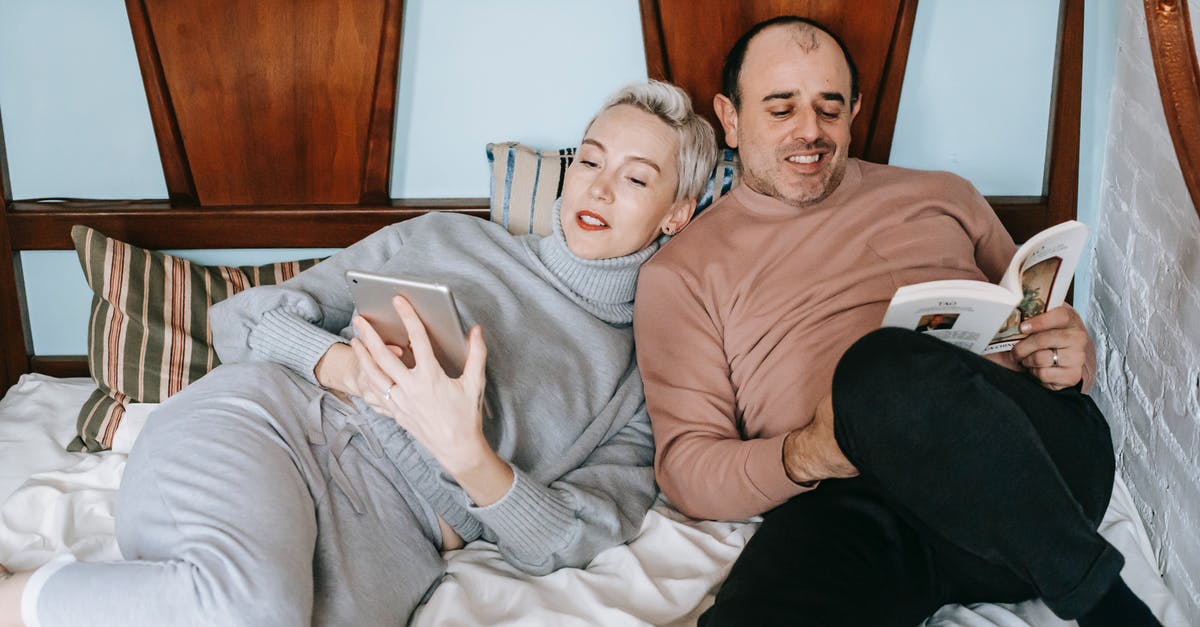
468,404,656,575
352,298,655,575
209,222,407,384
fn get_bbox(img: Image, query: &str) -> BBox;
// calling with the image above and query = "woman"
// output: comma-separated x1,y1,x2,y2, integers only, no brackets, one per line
0,80,717,626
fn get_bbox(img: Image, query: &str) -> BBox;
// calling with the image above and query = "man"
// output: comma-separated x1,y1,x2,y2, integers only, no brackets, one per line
633,16,1161,627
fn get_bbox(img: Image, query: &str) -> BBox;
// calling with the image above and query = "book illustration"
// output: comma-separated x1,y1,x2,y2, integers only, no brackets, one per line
880,220,1088,355
914,313,958,332
995,309,1022,339
992,256,1062,343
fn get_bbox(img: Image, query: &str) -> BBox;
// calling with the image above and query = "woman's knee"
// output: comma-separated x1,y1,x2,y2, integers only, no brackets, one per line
202,562,311,627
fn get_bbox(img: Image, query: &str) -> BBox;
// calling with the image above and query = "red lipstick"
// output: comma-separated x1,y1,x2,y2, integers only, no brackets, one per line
575,210,610,231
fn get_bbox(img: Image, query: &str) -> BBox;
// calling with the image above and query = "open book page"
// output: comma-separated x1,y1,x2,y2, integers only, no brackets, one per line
880,220,1089,355
881,280,1020,353
983,220,1089,354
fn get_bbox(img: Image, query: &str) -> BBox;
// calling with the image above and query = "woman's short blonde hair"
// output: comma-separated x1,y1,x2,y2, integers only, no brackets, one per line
585,80,718,205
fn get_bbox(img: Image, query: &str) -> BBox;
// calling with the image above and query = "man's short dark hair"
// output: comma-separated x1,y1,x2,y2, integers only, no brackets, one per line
721,16,860,110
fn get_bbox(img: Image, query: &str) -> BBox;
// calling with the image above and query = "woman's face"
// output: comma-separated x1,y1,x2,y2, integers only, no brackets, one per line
560,104,692,260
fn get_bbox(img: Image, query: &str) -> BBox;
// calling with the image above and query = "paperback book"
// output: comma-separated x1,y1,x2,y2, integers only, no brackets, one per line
880,220,1089,354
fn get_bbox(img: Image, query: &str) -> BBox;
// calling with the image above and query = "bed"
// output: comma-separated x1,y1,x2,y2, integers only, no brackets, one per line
0,373,1187,626
0,0,1190,625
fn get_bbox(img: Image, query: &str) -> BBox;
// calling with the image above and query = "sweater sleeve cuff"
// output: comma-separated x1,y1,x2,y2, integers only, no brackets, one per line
248,309,346,383
745,432,818,506
468,465,576,557
22,554,77,627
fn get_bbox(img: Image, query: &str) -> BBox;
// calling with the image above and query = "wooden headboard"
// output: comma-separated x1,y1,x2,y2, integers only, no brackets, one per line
0,0,1084,392
641,0,919,164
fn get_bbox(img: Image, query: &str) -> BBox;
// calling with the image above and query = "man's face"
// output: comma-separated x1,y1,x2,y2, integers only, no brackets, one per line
716,25,860,208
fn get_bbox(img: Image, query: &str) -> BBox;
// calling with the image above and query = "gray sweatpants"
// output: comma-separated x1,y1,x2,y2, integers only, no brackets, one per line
36,362,446,627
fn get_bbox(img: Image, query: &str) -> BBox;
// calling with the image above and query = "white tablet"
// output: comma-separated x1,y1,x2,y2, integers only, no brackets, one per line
345,270,469,377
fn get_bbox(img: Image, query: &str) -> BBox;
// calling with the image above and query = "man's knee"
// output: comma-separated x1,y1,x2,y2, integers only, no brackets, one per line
835,328,946,393
831,328,967,459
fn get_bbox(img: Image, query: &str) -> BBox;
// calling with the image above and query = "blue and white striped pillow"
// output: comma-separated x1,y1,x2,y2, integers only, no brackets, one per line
487,141,738,237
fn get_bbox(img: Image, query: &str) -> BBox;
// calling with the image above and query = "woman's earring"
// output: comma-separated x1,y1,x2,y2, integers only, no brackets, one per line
663,226,674,235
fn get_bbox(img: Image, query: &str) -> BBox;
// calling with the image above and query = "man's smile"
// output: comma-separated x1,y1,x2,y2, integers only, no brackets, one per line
786,154,821,164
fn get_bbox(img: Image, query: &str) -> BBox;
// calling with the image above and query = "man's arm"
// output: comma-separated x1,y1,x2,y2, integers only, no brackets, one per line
781,393,859,484
634,262,817,521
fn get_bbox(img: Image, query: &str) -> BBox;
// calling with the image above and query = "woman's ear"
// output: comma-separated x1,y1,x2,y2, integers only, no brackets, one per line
660,199,697,236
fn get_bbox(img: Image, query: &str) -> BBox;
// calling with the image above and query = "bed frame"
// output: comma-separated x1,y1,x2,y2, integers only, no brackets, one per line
1144,0,1200,219
0,0,1085,393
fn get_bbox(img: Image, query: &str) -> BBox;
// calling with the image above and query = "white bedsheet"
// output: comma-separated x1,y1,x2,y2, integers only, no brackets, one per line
0,373,1188,626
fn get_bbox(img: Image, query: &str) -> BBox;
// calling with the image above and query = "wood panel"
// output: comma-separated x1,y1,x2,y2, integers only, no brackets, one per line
6,199,489,250
0,105,28,391
29,356,90,380
640,0,919,162
0,227,26,390
127,0,403,206
1144,0,1200,219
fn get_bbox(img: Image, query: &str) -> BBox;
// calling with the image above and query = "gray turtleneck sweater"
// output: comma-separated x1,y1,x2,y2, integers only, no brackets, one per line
209,207,658,575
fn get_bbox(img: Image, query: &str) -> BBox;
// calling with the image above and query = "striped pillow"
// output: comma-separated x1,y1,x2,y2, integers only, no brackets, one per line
486,142,575,237
69,225,323,452
699,148,740,215
486,142,739,237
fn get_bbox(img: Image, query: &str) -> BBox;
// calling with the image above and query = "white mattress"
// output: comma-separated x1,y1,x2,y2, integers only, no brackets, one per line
0,373,1188,626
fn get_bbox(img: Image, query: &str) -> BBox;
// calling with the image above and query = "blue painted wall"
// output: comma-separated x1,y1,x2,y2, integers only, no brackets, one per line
1076,0,1121,319
889,1,1058,196
2,0,1112,355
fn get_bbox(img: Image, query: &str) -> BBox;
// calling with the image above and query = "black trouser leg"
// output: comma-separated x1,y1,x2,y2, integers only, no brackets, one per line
831,328,1120,618
700,478,945,627
701,328,1119,626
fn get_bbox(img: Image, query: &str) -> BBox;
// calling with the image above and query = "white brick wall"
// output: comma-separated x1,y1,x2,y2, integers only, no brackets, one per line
1087,0,1200,619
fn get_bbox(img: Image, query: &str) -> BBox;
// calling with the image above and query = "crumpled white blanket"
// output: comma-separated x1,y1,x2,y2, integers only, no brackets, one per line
0,374,1188,626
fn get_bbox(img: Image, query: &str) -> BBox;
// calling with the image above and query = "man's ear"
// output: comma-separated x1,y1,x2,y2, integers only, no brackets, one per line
850,93,862,122
661,198,697,235
713,94,739,148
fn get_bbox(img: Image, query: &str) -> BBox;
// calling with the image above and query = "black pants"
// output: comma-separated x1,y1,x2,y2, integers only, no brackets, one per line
700,328,1121,627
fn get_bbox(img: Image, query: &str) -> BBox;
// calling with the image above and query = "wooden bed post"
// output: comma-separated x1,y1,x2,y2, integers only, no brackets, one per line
0,105,32,392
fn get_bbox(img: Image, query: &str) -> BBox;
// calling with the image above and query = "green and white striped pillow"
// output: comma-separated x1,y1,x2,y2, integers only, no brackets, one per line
69,225,323,452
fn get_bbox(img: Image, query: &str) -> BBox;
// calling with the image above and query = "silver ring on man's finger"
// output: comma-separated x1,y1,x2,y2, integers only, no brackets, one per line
1051,347,1059,367
383,384,397,401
